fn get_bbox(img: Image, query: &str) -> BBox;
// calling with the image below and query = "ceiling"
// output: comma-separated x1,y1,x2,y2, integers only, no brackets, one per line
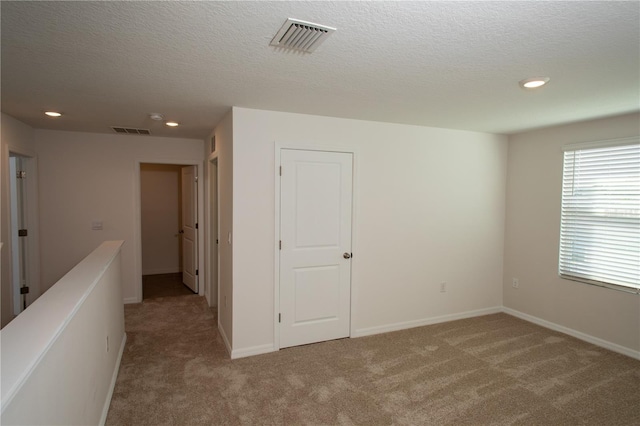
1,1,638,139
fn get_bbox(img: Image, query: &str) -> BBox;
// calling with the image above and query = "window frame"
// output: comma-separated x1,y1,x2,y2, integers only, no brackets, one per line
558,137,640,295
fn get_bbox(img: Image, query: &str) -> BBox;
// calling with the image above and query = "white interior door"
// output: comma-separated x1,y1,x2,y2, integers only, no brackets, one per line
279,149,353,348
181,165,198,293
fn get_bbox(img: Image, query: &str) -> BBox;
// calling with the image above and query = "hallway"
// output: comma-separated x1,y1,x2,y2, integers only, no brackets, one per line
105,295,224,424
143,273,196,299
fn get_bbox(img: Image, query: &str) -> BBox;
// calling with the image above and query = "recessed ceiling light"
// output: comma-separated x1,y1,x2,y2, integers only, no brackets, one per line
149,113,164,121
519,77,550,89
44,111,62,117
165,121,179,127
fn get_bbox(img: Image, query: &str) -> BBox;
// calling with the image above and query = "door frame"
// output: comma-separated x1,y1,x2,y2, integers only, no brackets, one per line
133,158,205,303
273,143,359,351
206,152,219,309
3,145,41,317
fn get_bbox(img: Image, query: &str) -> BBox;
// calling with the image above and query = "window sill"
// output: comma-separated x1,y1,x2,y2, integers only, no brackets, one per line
560,274,640,295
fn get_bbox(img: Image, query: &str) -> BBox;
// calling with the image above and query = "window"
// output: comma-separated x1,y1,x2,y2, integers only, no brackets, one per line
559,138,640,293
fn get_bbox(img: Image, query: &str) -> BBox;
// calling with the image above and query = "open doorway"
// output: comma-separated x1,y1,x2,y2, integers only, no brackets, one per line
9,155,30,313
6,152,40,321
140,163,198,299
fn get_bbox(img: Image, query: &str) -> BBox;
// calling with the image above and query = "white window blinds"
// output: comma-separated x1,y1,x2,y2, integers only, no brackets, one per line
559,139,640,293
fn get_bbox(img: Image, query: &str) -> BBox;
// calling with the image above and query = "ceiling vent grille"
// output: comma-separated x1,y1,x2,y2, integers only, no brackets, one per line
112,127,151,135
270,18,336,53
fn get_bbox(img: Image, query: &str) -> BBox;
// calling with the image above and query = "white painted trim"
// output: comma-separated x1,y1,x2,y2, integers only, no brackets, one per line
123,297,138,305
23,155,41,304
141,268,181,276
502,307,640,360
205,152,220,310
99,332,127,425
133,158,205,303
273,143,281,352
207,151,219,163
352,306,503,338
235,304,638,361
348,147,360,339
218,321,232,357
273,143,359,352
231,343,276,360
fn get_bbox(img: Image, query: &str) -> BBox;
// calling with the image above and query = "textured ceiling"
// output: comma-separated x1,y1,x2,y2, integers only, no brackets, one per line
1,1,639,139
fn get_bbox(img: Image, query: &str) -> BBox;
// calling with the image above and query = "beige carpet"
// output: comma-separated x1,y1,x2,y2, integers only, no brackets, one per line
106,296,640,425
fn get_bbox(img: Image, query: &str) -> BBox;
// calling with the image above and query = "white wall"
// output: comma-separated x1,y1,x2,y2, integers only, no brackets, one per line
1,241,125,425
212,110,233,351
34,130,204,302
0,113,39,328
504,112,640,353
140,164,182,275
230,107,508,354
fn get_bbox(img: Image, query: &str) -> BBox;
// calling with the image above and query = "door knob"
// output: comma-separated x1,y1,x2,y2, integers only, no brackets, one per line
343,252,351,259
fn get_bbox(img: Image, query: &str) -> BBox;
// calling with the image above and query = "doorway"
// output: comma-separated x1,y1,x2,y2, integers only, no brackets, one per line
140,163,198,299
6,152,40,320
9,155,29,313
277,148,354,349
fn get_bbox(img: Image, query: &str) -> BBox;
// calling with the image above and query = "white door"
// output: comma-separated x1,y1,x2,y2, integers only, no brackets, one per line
181,166,198,293
279,149,353,348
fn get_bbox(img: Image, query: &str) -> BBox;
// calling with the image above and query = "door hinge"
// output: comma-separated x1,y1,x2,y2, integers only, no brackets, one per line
18,229,28,237
20,286,30,295
196,269,199,276
279,313,281,323
16,171,26,179
279,240,282,250
279,166,282,176
196,223,199,229
216,239,219,244
195,176,198,182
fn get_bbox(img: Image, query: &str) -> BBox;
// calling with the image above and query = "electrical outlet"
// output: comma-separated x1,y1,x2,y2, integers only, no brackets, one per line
440,282,447,293
512,278,519,289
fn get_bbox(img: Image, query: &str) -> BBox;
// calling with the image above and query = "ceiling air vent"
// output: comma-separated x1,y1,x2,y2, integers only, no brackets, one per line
270,18,336,53
112,127,151,135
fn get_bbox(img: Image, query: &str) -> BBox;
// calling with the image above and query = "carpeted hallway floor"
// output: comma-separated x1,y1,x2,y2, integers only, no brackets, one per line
143,273,196,299
106,295,640,425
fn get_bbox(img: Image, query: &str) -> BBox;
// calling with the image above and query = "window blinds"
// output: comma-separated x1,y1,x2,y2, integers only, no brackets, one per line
559,140,640,292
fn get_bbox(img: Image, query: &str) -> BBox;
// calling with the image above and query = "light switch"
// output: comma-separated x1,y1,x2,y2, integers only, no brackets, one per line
91,221,103,231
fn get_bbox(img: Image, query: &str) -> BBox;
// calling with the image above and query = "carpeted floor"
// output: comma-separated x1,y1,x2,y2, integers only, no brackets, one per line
106,295,640,425
143,273,196,299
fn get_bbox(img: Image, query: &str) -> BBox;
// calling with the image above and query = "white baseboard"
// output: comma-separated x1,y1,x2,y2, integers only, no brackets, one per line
123,297,139,304
100,332,127,425
220,306,638,362
231,343,276,359
352,306,503,338
502,307,640,360
142,268,181,276
218,322,232,358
